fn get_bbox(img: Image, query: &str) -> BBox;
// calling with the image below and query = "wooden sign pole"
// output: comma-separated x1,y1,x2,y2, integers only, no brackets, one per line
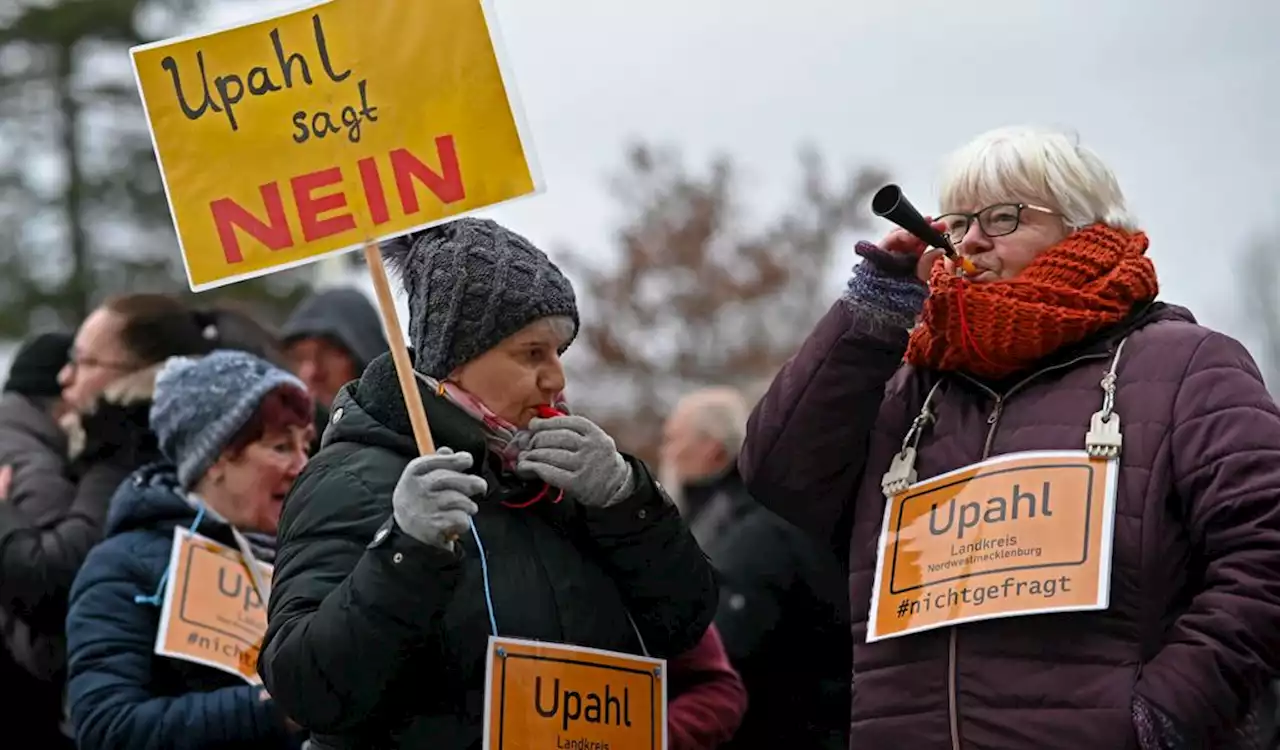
363,240,436,455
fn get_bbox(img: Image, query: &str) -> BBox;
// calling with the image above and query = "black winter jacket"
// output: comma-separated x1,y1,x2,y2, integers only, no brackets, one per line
0,393,77,747
684,468,850,750
0,367,163,746
259,354,718,749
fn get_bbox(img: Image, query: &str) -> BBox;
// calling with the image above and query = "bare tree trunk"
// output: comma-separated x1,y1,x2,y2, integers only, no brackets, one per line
56,40,90,321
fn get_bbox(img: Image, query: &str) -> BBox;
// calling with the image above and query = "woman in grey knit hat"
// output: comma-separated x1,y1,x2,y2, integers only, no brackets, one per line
260,217,718,750
63,350,313,750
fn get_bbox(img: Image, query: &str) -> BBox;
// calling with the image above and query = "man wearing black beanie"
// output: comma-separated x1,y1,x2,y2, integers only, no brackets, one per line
0,330,77,749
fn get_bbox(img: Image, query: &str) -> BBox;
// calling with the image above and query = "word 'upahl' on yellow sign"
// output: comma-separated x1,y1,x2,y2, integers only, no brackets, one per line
131,0,541,291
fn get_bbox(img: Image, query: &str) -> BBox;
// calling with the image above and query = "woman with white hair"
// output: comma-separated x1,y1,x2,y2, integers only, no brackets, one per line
740,125,1280,748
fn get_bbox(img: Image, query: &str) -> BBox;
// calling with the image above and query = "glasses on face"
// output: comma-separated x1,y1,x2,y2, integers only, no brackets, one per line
66,350,135,373
935,203,1059,245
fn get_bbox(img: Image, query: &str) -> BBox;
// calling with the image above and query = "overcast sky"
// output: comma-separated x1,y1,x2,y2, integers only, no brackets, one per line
211,0,1280,343
9,0,1275,373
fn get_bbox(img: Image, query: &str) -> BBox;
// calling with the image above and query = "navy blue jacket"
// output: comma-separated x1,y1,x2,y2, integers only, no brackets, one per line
64,464,300,750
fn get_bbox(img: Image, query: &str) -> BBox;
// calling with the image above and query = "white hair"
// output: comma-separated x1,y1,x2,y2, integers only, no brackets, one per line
937,125,1139,232
679,387,750,460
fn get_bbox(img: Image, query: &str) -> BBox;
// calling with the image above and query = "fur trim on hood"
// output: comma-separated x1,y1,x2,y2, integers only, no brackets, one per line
61,364,162,462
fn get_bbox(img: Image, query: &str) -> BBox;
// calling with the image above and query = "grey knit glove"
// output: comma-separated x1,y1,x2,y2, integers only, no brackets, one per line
516,416,635,508
392,447,486,551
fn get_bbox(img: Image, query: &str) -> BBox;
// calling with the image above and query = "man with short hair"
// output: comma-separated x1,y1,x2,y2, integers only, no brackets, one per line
662,386,850,750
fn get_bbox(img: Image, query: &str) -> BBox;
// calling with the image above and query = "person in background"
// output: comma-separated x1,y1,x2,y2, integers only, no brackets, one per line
668,625,749,749
740,124,1280,748
0,294,304,744
281,287,388,409
57,297,306,519
207,305,295,372
57,295,223,509
0,331,76,748
662,386,849,750
200,305,328,457
0,294,219,744
0,331,74,512
64,350,312,750
260,218,717,749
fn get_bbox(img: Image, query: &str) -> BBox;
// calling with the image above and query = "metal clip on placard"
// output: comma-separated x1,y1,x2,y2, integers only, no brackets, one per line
1085,338,1129,459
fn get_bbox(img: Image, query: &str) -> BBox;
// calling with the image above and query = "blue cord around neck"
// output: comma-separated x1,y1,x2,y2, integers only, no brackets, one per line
136,498,500,639
134,502,207,607
469,518,498,636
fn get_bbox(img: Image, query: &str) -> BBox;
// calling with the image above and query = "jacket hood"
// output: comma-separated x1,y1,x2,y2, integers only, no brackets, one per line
105,463,276,551
106,463,277,612
323,352,488,459
282,288,388,371
103,463,199,538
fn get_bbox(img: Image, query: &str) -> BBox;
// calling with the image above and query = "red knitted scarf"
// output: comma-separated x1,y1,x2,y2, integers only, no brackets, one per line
905,224,1159,380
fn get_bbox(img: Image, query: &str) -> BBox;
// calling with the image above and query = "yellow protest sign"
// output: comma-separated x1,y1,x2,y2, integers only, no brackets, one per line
867,450,1118,642
154,527,273,684
130,0,540,291
483,636,668,750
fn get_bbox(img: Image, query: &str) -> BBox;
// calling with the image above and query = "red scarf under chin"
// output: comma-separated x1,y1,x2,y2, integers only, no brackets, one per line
905,224,1159,380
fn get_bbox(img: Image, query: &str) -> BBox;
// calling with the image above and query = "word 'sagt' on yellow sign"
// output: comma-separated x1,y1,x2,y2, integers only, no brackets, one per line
130,0,542,291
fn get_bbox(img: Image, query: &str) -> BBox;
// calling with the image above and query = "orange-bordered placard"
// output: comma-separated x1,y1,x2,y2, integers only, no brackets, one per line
868,450,1118,641
482,635,668,749
153,526,273,683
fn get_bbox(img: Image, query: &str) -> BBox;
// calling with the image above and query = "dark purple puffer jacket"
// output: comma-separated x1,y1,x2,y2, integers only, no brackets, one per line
740,299,1280,749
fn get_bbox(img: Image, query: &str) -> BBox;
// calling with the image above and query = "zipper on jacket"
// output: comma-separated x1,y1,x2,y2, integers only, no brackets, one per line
944,350,1110,750
982,397,1004,458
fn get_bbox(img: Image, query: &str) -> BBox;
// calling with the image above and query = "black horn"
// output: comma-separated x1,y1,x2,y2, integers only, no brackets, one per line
871,184,955,253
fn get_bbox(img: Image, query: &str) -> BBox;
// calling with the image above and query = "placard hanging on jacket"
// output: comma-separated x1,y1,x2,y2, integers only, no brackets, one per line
153,526,274,684
483,635,668,749
868,450,1118,642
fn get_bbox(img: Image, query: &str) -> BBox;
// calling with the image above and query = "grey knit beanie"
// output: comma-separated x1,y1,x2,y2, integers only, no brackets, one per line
150,349,308,490
381,218,579,379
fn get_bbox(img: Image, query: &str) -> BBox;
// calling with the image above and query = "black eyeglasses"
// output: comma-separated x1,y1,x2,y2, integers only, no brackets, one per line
66,350,135,372
935,203,1059,245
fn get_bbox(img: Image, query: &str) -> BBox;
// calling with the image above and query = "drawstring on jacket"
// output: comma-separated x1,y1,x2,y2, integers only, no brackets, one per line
132,497,270,609
134,503,207,607
470,403,568,635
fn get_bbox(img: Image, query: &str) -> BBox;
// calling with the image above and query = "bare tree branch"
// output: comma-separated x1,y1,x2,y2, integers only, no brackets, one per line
563,141,890,465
